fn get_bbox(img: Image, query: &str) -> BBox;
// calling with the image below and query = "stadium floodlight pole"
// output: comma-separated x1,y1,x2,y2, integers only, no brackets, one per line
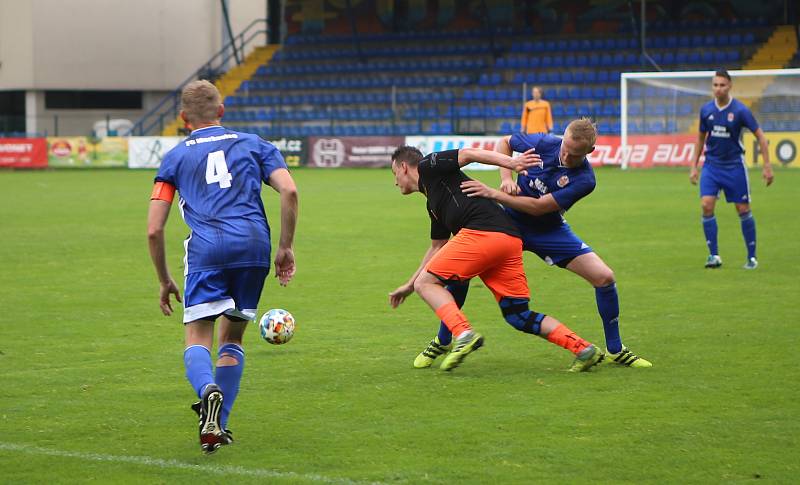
639,0,661,71
619,68,800,169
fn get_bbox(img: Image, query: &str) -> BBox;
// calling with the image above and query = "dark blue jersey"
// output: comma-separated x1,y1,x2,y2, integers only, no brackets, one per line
699,98,759,166
507,133,596,230
155,125,287,274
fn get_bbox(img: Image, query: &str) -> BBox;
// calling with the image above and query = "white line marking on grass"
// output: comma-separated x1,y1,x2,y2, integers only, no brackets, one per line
0,443,388,484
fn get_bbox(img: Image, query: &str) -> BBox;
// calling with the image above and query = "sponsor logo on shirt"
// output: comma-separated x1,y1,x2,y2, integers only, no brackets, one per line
557,175,569,187
711,125,731,138
533,178,548,194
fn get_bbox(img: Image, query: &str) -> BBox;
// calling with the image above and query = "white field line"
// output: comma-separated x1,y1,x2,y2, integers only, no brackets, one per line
0,443,390,485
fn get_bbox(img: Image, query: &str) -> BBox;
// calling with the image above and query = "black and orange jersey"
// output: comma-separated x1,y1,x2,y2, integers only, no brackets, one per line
417,149,520,240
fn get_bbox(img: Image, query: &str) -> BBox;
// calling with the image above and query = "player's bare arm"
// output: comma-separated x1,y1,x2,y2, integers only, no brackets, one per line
690,130,707,185
268,168,299,286
495,136,520,195
457,147,540,173
753,128,774,186
147,198,182,315
389,239,448,308
460,179,561,216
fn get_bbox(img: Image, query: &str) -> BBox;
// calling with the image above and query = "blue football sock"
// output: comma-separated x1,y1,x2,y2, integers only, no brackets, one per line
438,282,470,346
215,343,245,429
739,211,756,259
595,283,622,354
184,345,215,399
702,215,718,256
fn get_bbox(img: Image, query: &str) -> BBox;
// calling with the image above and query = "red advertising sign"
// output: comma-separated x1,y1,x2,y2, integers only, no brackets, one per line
0,138,48,168
588,134,698,167
308,137,404,168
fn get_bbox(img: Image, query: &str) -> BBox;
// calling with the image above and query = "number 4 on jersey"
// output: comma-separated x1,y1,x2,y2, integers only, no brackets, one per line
206,150,232,188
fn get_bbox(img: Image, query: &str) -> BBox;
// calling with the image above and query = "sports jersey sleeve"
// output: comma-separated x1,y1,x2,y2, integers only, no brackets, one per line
551,171,596,211
510,133,545,153
698,107,709,133
430,217,451,240
740,106,760,132
418,149,460,176
259,139,289,183
154,150,178,186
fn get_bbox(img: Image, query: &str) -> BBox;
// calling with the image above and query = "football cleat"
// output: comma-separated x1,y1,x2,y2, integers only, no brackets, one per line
743,257,758,270
440,331,483,371
198,384,227,454
605,347,652,368
192,401,234,445
568,345,605,372
704,255,722,268
413,336,452,368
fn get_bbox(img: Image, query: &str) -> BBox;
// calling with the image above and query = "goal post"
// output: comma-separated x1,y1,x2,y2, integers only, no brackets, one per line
619,68,800,169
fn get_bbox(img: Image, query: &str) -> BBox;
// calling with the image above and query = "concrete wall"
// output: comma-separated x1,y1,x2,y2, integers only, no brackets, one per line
0,0,267,134
1,0,266,90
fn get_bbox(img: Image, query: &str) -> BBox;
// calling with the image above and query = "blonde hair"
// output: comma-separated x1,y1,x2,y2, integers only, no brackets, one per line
565,117,597,149
181,80,222,125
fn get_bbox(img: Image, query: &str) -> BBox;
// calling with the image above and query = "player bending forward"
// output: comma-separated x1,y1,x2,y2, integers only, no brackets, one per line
147,80,298,453
414,119,651,370
389,145,605,372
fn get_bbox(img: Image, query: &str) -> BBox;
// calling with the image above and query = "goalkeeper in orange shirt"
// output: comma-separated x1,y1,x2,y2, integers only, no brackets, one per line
520,86,553,134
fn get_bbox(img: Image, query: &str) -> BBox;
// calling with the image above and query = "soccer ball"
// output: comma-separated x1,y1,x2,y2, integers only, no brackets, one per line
258,309,295,345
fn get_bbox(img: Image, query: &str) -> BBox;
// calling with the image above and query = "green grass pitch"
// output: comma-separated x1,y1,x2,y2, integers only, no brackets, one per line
1,167,798,484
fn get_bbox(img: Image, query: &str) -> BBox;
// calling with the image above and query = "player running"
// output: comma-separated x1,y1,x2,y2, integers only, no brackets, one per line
690,69,773,270
147,80,298,453
413,119,651,369
389,145,605,373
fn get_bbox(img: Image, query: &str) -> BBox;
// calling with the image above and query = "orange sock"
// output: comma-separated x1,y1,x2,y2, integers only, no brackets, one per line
546,323,591,355
435,301,472,338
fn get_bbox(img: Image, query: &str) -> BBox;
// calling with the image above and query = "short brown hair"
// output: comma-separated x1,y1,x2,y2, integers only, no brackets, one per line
181,80,222,125
565,117,597,149
391,145,424,166
715,69,731,81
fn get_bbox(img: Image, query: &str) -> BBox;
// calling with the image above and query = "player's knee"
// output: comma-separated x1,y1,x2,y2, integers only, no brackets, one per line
499,297,544,335
412,276,428,295
594,269,615,287
413,273,442,296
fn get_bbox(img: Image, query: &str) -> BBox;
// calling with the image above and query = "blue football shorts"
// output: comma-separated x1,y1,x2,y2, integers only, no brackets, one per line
700,162,750,203
183,267,269,324
519,223,593,268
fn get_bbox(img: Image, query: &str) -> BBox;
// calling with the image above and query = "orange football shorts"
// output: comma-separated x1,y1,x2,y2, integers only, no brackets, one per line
425,228,529,301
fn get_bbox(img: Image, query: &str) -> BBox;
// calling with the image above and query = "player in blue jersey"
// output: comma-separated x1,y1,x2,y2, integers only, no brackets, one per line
413,118,652,369
690,70,773,270
147,80,298,454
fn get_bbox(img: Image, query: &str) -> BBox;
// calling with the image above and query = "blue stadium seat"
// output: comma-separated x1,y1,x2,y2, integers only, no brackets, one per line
666,36,678,48
647,120,665,133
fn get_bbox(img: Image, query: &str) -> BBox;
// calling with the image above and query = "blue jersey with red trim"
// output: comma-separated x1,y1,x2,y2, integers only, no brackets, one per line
699,98,759,166
155,125,287,274
507,133,596,230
